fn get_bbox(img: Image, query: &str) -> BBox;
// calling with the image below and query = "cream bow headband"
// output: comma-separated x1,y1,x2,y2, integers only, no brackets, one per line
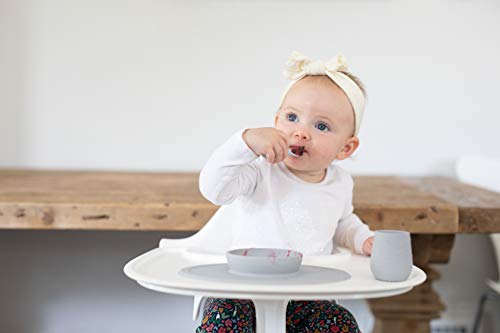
279,51,365,136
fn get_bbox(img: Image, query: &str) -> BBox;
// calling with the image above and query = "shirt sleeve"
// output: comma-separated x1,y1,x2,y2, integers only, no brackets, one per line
199,129,261,205
333,172,374,254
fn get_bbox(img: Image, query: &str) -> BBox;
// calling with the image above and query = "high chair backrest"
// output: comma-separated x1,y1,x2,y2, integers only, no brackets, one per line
159,207,234,254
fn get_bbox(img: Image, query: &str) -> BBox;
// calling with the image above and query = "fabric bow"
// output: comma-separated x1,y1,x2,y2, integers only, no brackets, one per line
284,51,349,80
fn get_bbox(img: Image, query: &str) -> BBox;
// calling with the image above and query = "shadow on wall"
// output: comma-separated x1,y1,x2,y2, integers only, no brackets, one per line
0,230,198,333
0,1,33,167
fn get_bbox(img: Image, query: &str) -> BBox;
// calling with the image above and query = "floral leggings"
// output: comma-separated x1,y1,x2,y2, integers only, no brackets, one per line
195,298,361,333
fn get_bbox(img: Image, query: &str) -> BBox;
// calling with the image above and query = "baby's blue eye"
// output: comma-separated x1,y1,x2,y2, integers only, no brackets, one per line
316,122,329,132
287,113,298,122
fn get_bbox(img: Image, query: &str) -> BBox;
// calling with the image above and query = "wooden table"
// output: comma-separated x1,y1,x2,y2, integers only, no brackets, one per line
1,169,500,333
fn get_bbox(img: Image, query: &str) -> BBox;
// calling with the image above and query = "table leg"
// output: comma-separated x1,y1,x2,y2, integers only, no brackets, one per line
368,234,454,333
252,299,289,333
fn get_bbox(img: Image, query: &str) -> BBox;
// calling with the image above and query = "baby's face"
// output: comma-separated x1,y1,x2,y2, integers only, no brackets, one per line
275,76,357,176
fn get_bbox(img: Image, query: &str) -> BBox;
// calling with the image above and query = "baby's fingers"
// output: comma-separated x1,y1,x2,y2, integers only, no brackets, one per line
276,129,292,146
279,138,289,159
273,144,285,163
264,149,275,163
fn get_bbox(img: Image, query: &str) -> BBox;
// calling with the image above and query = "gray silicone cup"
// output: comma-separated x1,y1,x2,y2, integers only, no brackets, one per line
370,230,413,282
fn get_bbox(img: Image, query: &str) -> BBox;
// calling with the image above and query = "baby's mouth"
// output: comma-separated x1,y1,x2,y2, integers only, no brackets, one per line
289,145,306,157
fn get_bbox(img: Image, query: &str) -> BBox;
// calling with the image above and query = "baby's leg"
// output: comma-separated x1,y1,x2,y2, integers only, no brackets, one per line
285,300,312,332
290,300,361,333
195,297,255,333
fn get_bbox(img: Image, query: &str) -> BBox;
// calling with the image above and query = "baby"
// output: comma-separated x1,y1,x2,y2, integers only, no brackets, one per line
194,51,373,333
196,51,374,257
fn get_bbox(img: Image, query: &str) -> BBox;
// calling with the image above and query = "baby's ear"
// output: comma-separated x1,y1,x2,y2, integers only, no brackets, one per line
274,110,281,125
336,136,360,160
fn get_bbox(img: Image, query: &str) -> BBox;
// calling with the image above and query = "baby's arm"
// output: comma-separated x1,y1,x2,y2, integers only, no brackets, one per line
200,127,289,205
333,176,374,255
199,129,260,205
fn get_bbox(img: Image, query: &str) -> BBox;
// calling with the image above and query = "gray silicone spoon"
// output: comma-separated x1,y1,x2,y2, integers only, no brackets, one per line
262,149,300,159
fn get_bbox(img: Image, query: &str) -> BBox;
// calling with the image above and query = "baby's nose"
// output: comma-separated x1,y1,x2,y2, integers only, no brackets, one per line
294,130,310,141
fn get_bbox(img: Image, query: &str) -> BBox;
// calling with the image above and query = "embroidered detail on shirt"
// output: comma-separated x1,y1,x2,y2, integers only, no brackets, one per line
279,197,316,249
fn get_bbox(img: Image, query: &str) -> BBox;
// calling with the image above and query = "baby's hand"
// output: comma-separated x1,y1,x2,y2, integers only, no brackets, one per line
362,236,374,256
243,128,289,164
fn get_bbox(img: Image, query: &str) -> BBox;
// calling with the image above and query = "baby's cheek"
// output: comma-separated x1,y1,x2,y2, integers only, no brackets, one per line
317,144,338,160
275,122,290,134
311,150,334,167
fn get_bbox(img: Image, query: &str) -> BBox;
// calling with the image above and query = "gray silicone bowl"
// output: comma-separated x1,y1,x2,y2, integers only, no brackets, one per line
226,248,303,276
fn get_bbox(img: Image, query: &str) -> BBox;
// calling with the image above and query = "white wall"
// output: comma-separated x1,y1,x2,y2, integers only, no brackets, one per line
3,0,500,174
1,0,499,332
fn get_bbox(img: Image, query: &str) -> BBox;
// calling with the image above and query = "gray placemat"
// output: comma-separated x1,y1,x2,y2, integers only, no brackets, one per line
178,264,350,285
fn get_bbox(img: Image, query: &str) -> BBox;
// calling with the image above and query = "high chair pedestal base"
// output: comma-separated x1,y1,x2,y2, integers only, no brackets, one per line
253,299,289,333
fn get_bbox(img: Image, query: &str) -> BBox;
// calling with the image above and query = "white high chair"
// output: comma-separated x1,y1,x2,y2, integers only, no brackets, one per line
158,208,350,324
455,155,500,333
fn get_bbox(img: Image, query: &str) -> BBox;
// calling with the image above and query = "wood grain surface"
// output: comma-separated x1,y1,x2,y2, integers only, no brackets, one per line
1,169,499,233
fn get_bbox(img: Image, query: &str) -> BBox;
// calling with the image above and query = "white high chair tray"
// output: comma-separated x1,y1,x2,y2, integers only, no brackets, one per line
124,246,426,299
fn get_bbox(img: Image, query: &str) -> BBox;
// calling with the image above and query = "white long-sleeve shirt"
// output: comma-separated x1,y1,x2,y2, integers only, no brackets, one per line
196,129,373,256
